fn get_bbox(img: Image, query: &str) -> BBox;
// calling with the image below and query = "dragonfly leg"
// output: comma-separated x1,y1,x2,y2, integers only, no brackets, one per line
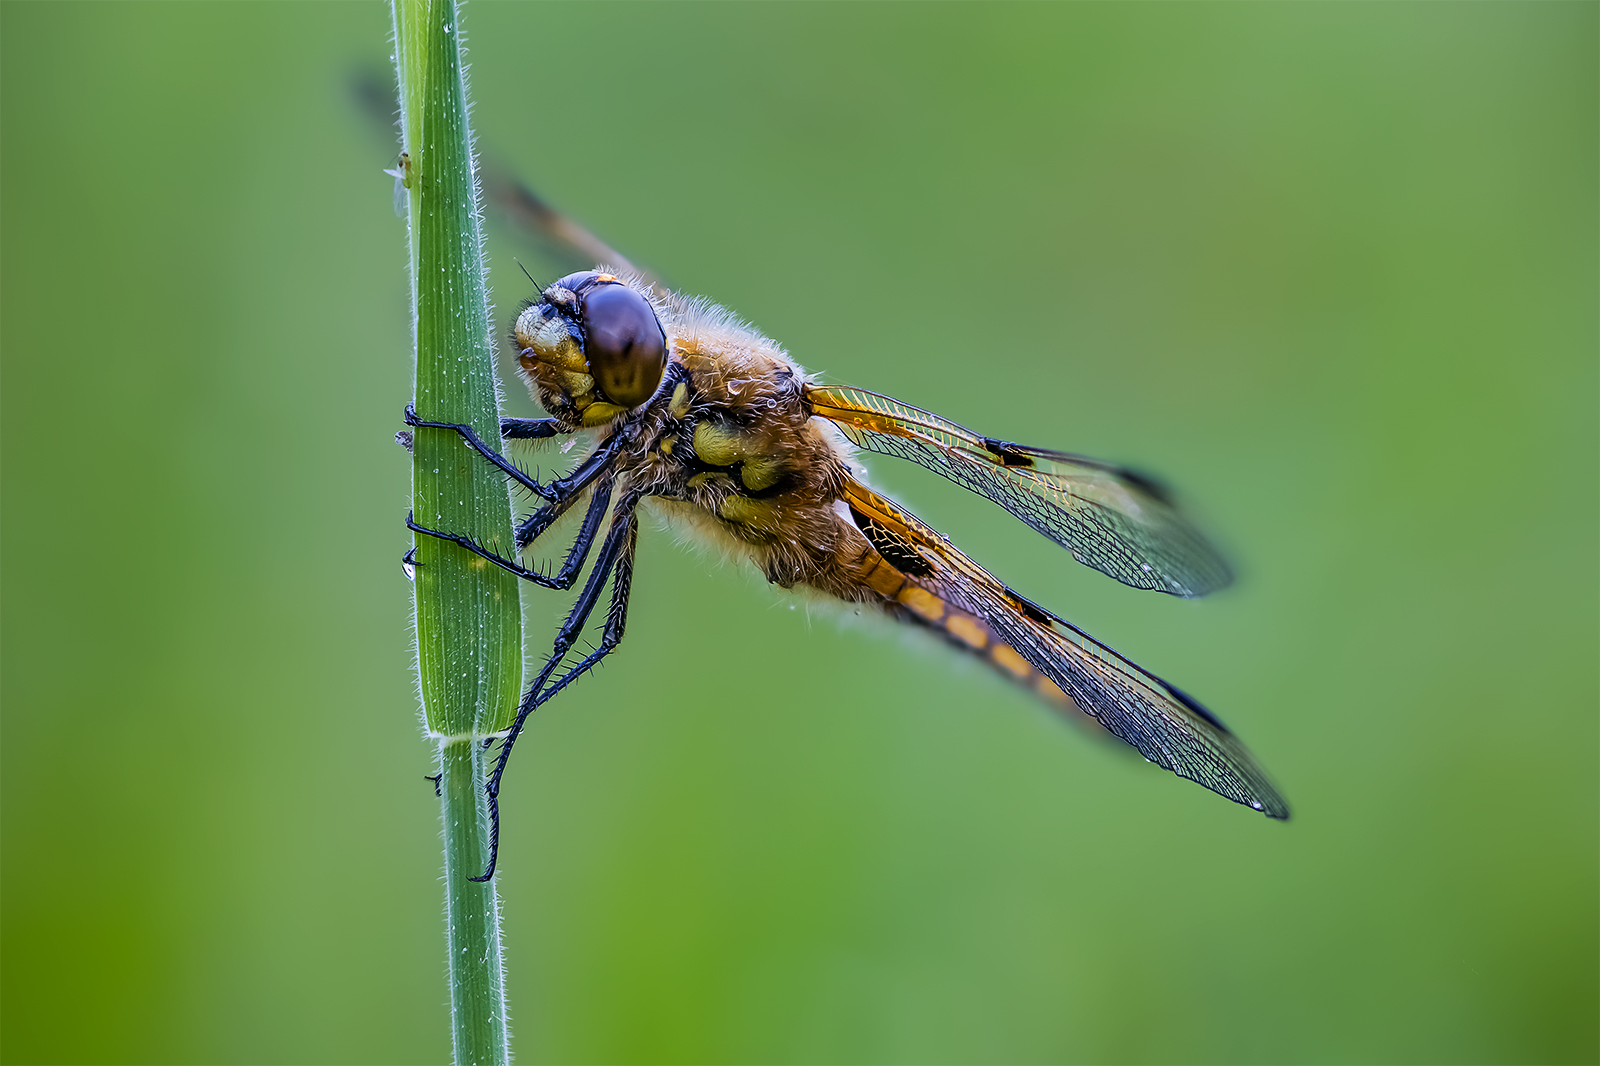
500,416,564,440
529,510,639,710
512,470,617,554
538,478,614,584
407,472,615,591
472,493,642,882
404,403,563,500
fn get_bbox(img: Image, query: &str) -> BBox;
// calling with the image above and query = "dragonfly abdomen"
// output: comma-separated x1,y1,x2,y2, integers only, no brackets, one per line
840,529,1105,733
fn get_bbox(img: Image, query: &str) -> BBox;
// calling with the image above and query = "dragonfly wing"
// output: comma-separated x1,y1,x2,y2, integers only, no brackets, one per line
810,384,1232,597
845,479,1288,819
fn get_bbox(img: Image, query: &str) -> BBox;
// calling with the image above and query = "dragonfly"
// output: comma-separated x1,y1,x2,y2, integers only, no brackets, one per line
406,262,1288,881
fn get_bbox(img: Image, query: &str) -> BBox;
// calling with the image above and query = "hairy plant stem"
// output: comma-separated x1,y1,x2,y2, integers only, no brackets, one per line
392,0,520,1062
438,739,509,1064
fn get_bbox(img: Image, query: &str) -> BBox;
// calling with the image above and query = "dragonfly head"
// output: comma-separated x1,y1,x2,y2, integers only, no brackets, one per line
513,271,667,426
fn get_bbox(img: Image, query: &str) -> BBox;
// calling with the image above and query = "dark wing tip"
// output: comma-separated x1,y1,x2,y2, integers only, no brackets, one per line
1158,681,1291,819
1016,447,1235,598
1160,680,1231,733
1109,464,1177,507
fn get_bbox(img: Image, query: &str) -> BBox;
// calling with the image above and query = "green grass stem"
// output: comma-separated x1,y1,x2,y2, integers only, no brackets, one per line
392,0,520,1061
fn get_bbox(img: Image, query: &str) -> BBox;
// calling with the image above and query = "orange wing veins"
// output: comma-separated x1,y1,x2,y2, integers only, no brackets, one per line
811,383,1233,598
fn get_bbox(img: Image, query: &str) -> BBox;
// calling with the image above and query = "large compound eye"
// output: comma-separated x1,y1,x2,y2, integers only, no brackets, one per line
551,270,601,293
581,284,666,408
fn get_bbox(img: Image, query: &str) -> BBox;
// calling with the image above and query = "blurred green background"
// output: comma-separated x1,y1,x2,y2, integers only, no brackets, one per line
3,3,1595,1063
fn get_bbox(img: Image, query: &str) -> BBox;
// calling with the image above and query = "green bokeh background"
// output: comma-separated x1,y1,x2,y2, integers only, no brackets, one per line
3,3,1595,1063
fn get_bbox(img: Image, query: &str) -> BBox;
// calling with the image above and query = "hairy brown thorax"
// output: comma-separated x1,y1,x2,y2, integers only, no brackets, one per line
518,283,874,600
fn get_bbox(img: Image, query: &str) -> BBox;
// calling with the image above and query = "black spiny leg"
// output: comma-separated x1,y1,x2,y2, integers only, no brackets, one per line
406,403,628,508
407,475,614,590
406,404,559,500
541,478,614,586
512,472,613,554
471,493,644,882
529,511,640,709
501,417,563,440
513,472,611,553
518,435,631,540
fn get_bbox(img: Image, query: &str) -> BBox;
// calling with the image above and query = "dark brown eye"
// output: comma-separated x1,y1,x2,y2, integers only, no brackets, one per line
551,270,601,294
581,284,666,408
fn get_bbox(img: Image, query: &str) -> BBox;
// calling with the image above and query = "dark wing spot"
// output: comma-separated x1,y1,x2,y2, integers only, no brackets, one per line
848,503,934,577
1003,590,1057,628
981,437,1036,468
1043,449,1179,505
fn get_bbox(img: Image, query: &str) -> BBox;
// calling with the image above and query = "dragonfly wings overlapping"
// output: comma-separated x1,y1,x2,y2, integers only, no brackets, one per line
808,384,1233,597
845,480,1287,819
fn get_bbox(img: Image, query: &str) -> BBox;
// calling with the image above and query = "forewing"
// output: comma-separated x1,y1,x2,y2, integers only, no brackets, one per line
844,480,1288,819
809,384,1232,597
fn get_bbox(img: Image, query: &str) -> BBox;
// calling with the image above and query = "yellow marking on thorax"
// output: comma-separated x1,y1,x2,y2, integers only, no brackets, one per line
738,456,784,492
668,382,691,419
692,422,746,466
717,496,774,526
690,420,789,492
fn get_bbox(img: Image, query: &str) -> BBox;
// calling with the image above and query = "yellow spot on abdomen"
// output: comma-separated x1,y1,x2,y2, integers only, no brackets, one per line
898,586,945,622
1035,676,1079,710
945,613,988,649
860,557,906,598
991,643,1032,679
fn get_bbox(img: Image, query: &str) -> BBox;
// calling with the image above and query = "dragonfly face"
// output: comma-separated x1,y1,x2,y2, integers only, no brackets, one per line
513,270,667,426
407,267,1287,880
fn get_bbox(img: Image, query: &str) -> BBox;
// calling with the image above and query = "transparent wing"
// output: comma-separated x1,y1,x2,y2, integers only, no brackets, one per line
845,479,1288,819
809,384,1233,597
